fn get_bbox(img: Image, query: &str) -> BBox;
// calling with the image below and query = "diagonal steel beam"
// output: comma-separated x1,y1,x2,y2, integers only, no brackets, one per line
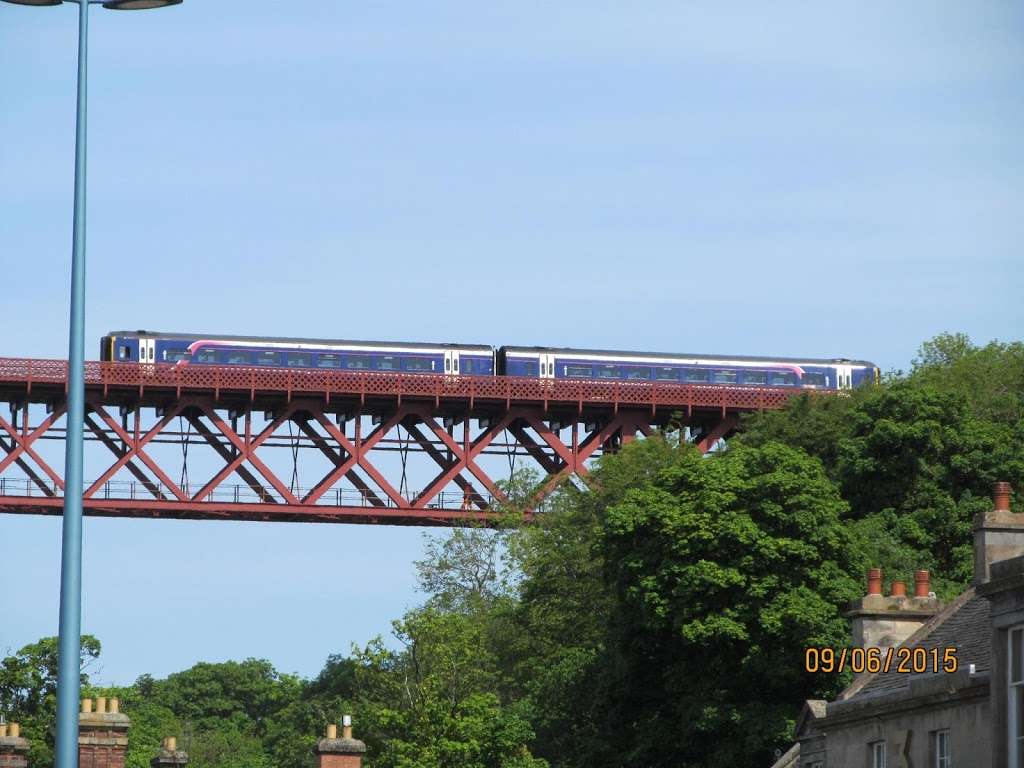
84,401,187,500
401,419,487,510
183,413,275,503
83,414,166,500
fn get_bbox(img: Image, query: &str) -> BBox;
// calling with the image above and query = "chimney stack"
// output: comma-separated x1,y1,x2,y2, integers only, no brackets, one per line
151,736,188,767
844,567,942,650
973,482,1024,585
314,716,366,768
0,721,29,768
79,697,130,768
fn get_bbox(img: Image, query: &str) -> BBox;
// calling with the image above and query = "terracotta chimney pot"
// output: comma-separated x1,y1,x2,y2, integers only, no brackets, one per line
82,698,94,714
994,482,1013,512
0,723,8,738
866,568,882,596
96,697,107,714
9,723,19,738
914,570,931,597
325,724,337,740
890,580,907,597
109,698,119,714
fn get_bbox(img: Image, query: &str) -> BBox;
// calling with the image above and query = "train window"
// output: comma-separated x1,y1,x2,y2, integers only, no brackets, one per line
404,357,433,372
462,359,474,374
684,369,710,383
345,355,372,370
165,349,189,363
521,362,539,376
377,356,400,371
316,354,341,368
287,352,312,367
566,364,593,378
742,371,767,385
623,366,652,380
196,349,217,364
713,370,738,384
595,364,620,379
221,350,251,365
255,351,281,366
118,345,132,361
655,367,679,381
770,372,797,386
803,372,826,386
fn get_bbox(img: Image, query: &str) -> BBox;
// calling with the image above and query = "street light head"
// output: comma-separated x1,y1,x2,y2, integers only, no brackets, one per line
0,0,64,6
103,0,181,8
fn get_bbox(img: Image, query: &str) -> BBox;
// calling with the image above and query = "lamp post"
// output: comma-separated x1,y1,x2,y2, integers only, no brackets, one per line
1,1,181,766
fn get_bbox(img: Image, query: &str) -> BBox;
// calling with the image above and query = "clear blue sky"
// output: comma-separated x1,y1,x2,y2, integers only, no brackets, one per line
1,1,1021,685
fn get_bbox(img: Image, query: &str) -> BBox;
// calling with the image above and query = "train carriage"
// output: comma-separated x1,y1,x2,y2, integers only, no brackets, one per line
101,331,495,376
497,345,877,391
101,331,878,391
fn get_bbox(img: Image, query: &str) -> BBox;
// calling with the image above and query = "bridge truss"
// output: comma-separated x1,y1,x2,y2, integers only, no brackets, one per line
0,358,795,526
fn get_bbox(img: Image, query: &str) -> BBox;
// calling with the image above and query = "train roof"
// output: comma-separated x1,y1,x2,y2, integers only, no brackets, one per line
105,331,493,353
498,345,877,368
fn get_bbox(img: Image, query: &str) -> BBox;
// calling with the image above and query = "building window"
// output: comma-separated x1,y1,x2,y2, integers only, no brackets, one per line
870,741,887,768
932,729,950,768
1011,626,1024,768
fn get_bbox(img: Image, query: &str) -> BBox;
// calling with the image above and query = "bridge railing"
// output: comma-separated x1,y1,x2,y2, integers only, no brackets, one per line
0,476,506,511
0,357,800,411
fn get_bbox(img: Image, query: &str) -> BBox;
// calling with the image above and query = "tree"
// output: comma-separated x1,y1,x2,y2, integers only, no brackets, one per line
599,440,862,767
739,334,1024,588
351,608,547,768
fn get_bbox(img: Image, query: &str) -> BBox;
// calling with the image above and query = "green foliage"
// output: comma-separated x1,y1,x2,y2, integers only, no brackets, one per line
351,609,546,768
739,334,1024,588
0,635,101,768
599,440,860,766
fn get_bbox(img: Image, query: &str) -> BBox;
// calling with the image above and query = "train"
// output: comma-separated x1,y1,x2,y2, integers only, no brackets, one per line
101,330,880,391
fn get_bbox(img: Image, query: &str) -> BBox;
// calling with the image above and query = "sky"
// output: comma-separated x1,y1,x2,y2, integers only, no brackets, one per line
0,1,1021,685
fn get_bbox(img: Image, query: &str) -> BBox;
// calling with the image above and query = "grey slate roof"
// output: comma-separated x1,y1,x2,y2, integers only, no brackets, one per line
843,588,991,701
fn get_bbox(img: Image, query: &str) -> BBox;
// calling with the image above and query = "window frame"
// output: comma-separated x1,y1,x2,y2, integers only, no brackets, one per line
870,740,887,768
565,364,593,379
220,349,252,365
1010,626,1024,768
254,350,282,367
932,729,950,768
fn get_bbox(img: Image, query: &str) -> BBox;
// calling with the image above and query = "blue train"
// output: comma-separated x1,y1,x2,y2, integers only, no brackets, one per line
101,331,879,391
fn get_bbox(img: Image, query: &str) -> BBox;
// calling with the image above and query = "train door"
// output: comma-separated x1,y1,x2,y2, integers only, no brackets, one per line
138,337,156,364
444,350,461,376
835,364,853,390
539,353,556,379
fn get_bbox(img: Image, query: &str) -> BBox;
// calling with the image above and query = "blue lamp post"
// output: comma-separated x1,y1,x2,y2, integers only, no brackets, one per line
0,1,181,766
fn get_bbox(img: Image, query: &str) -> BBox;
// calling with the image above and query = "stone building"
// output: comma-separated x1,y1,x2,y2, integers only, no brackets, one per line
773,482,1024,768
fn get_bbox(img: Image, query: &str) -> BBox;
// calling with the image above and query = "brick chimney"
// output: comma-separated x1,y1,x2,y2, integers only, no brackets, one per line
844,568,942,650
151,736,188,767
0,721,29,768
314,717,366,768
79,697,130,768
974,482,1024,585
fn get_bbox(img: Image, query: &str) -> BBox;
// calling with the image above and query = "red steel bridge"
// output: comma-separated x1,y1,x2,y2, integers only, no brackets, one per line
0,358,801,526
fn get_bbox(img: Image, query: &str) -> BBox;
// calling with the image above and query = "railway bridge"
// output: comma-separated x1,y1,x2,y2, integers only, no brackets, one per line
0,358,801,526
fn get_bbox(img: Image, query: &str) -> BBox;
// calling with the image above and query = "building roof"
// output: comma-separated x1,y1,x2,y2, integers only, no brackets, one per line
840,587,991,702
